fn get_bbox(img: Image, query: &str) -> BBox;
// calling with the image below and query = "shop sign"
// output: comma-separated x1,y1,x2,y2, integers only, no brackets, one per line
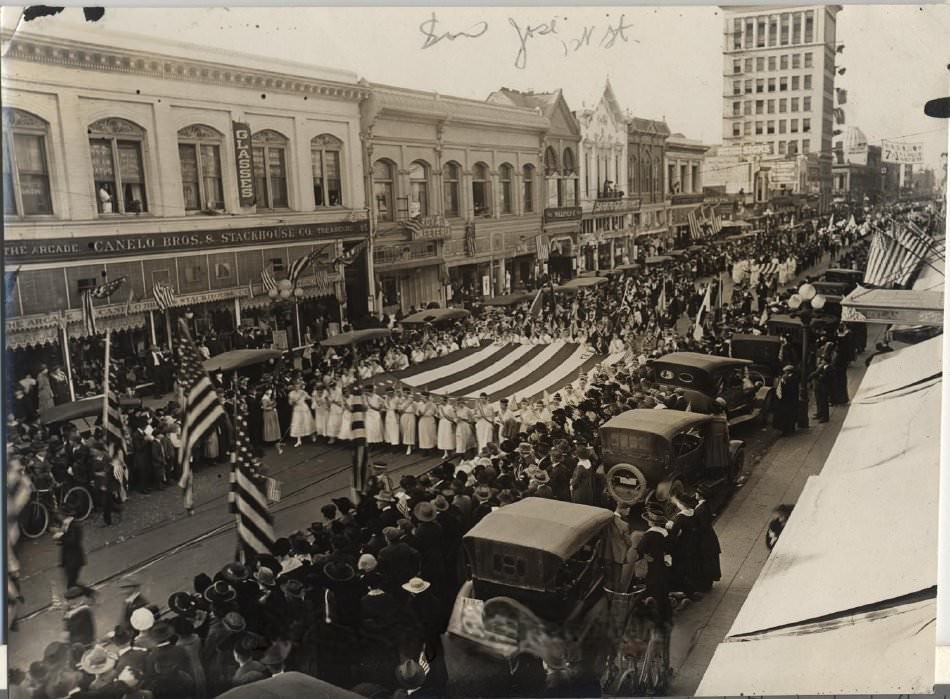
5,220,370,264
670,193,705,206
592,197,641,214
543,206,582,222
232,122,256,207
406,215,452,240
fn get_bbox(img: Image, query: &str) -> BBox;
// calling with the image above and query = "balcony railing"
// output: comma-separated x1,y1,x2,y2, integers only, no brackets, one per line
373,239,440,266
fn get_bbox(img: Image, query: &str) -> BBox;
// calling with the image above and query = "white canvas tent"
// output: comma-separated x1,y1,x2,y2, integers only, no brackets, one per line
698,335,941,695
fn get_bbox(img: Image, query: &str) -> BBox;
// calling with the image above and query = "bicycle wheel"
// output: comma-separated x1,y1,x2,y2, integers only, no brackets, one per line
19,501,49,539
64,487,94,521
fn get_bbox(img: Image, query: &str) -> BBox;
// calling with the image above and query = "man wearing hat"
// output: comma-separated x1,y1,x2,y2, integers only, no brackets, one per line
773,364,799,435
63,586,95,647
378,526,421,592
118,576,150,631
231,632,270,687
412,501,445,594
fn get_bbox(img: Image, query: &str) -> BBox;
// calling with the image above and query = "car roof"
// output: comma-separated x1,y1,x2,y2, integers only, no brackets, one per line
653,352,752,371
463,498,613,561
730,333,781,345
600,408,714,439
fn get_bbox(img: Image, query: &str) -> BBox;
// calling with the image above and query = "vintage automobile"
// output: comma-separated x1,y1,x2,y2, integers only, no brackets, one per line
766,313,838,344
599,409,745,504
728,334,783,376
811,280,852,298
822,267,864,290
648,352,773,427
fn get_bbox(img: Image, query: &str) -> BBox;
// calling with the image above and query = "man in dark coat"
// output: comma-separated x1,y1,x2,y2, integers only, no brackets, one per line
773,365,799,435
130,425,151,494
377,527,421,592
63,587,95,647
146,426,167,491
57,511,89,591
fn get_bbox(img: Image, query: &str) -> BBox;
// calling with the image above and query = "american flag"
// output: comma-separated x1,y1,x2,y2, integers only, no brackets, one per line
261,267,278,294
82,276,126,335
403,217,425,237
348,391,369,498
287,244,331,287
102,333,129,502
865,221,934,287
688,208,703,240
175,319,226,506
314,269,332,296
535,234,550,262
228,397,276,558
152,282,176,312
333,240,368,266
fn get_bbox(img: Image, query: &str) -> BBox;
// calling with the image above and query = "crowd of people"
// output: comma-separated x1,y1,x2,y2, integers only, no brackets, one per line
12,202,938,698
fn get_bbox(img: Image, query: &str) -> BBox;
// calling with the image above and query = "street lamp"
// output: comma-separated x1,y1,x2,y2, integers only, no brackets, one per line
786,282,826,428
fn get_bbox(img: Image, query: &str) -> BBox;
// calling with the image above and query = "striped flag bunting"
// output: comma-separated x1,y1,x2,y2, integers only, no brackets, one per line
404,217,425,237
334,240,368,266
228,398,276,558
261,268,278,294
536,234,550,262
102,333,129,503
688,208,703,240
348,392,369,497
288,244,331,287
152,281,176,312
393,340,602,406
82,276,126,335
175,319,227,506
865,222,935,287
758,262,780,278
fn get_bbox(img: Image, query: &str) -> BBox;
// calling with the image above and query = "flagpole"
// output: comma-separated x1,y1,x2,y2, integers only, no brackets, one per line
165,310,173,351
61,320,76,403
149,311,157,347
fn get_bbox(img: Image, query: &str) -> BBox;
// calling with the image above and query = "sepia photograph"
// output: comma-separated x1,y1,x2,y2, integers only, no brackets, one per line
2,4,948,697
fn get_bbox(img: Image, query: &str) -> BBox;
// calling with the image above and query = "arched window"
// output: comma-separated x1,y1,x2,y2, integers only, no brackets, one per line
178,124,224,212
312,134,343,207
628,155,638,195
544,147,559,176
408,160,429,217
653,157,662,194
373,159,395,222
88,117,147,214
499,163,513,214
472,162,491,216
562,148,576,175
3,108,53,216
522,164,535,213
252,129,289,209
443,161,461,217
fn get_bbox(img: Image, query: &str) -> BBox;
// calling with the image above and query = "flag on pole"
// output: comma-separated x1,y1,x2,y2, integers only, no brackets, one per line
404,217,425,237
348,390,369,498
82,276,126,336
175,319,227,508
288,244,331,287
152,282,176,312
693,282,712,342
102,333,129,503
333,240,368,266
228,398,276,558
535,234,550,262
261,268,278,295
688,208,703,240
528,288,544,317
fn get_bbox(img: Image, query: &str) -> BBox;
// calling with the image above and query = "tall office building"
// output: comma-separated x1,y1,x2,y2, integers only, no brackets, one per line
721,5,841,207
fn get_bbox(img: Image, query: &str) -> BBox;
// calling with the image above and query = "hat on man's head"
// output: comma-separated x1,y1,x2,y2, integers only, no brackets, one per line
80,646,115,676
220,562,250,584
203,580,237,605
358,553,378,573
413,501,437,522
222,612,246,634
168,592,197,618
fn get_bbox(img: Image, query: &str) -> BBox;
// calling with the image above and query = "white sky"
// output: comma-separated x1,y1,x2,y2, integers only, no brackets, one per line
3,5,949,170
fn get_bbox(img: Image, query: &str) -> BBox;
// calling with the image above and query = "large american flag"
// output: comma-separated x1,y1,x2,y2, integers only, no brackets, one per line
152,282,176,312
82,276,126,336
333,240,368,266
102,334,129,502
228,398,276,558
348,391,369,497
287,244,331,287
175,319,226,503
865,221,934,287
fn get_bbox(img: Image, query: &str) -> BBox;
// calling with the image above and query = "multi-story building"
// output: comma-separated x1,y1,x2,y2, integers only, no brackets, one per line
2,25,369,359
361,84,549,310
666,133,710,246
574,81,637,273
721,5,842,210
832,127,886,205
487,88,582,283
627,117,671,251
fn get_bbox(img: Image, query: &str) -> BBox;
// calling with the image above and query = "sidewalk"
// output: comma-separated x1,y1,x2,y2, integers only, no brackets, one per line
668,326,881,694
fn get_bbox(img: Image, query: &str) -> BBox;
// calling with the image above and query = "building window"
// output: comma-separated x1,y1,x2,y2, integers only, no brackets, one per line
443,161,461,217
769,16,778,45
803,96,812,112
779,99,788,113
408,160,429,217
372,159,395,222
767,120,775,134
269,257,285,274
790,119,799,133
792,75,800,90
756,18,766,46
744,101,753,116
178,124,224,212
767,141,775,154
744,80,753,95
789,140,798,155
744,19,754,48
472,162,491,216
780,13,790,44
778,140,787,155
804,11,814,42
88,117,148,214
733,123,742,138
792,12,802,43
499,163,513,214
804,75,812,89
311,134,343,207
251,130,289,209
755,121,764,135
733,80,742,96
756,100,764,115
543,146,559,177
745,58,753,72
780,76,788,92
562,148,577,206
768,56,776,71
756,79,764,94
744,122,752,136
756,57,765,72
733,59,742,74
802,139,810,153
780,54,788,70
767,78,776,93
791,97,800,112
792,53,801,69
733,101,742,116
523,164,535,212
803,118,811,133
779,119,787,134
767,99,776,114
2,108,53,217
734,18,743,49
804,52,813,68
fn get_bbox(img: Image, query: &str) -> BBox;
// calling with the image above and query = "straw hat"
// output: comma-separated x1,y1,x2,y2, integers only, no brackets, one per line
80,646,115,676
401,577,431,594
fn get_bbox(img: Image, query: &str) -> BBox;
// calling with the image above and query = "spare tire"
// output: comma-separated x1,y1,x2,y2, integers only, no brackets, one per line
606,463,650,504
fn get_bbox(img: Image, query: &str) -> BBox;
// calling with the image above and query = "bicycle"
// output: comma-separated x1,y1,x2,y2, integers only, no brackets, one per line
18,471,94,539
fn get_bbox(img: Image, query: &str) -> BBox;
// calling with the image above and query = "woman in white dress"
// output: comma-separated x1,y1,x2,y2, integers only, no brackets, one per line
400,390,419,455
337,380,353,442
364,385,385,446
325,378,344,445
474,393,496,453
454,399,475,456
436,395,456,459
384,387,401,449
311,382,330,439
288,381,315,448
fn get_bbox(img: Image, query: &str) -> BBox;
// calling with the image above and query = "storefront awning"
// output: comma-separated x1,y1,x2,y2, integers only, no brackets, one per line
841,287,943,325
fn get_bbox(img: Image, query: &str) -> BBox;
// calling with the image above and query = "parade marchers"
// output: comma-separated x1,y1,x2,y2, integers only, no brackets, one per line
7,203,936,698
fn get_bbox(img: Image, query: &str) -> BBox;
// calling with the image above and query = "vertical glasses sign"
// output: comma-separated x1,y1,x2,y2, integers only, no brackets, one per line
232,122,256,208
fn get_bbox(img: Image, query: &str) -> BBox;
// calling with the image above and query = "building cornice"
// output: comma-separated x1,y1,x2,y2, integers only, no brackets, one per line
1,30,370,103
